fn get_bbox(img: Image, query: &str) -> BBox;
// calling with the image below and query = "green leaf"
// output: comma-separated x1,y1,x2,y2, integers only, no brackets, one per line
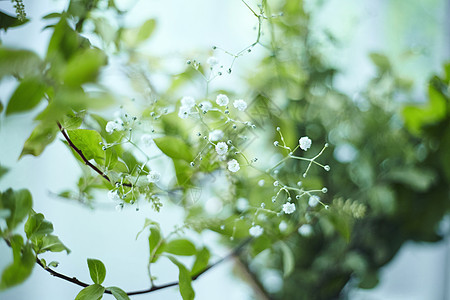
358,271,379,289
165,239,196,256
48,261,59,268
136,218,158,240
0,189,32,231
154,136,193,162
403,84,447,135
6,77,47,115
0,101,3,113
75,284,105,300
278,241,295,278
39,235,70,254
61,111,85,130
0,235,35,290
173,159,193,186
122,19,156,47
107,286,130,300
87,259,107,285
0,164,8,179
63,48,107,87
24,211,54,239
167,256,195,300
47,17,88,61
190,247,210,276
0,10,28,32
42,12,61,20
0,47,43,80
67,129,105,164
369,52,391,72
19,121,59,158
149,226,164,263
104,148,118,169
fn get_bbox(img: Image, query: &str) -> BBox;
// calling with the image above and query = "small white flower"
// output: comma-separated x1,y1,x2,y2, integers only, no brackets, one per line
233,99,247,111
215,142,228,155
227,159,240,172
249,225,264,237
299,136,312,151
298,224,313,237
216,94,229,106
282,202,296,214
147,171,161,183
209,129,224,141
308,195,320,207
258,179,265,186
107,190,120,201
279,221,288,232
206,56,219,66
236,197,249,212
178,105,191,119
200,101,213,112
115,204,123,211
181,96,196,109
106,121,118,133
141,134,153,146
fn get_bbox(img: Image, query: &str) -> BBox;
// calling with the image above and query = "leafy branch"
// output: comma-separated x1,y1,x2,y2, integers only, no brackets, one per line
57,121,132,188
34,238,252,297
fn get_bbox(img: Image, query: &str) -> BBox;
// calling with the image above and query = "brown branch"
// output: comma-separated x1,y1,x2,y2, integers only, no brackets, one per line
57,122,131,187
34,238,252,296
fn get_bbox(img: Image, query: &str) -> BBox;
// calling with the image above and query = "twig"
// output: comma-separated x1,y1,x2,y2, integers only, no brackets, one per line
33,238,252,296
57,122,132,187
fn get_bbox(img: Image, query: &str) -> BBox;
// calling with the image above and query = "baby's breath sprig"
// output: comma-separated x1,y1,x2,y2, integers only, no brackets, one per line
11,0,26,21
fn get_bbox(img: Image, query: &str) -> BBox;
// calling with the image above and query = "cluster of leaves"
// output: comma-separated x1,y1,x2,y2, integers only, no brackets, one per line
1,0,448,299
0,188,69,290
233,1,450,299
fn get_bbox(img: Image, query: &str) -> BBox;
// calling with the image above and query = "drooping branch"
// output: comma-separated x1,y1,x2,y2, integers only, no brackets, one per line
57,122,132,187
35,238,252,296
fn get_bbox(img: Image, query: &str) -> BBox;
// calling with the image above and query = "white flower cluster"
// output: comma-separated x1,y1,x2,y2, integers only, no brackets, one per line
215,142,228,155
216,94,229,106
249,225,264,237
178,96,196,119
308,195,320,207
209,129,224,142
105,119,125,133
298,224,313,237
299,136,312,151
207,56,219,67
227,159,240,172
233,99,247,111
282,202,296,214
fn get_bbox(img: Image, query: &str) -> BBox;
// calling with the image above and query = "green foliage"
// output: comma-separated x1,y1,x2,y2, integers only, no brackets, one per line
122,19,156,47
75,284,105,300
0,189,32,231
190,247,210,276
167,256,195,300
19,122,59,158
87,259,107,285
0,235,35,290
67,129,105,163
154,136,194,162
164,239,197,256
6,77,47,115
24,211,54,239
0,48,43,80
1,1,449,299
278,241,295,278
0,10,27,31
107,286,130,300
